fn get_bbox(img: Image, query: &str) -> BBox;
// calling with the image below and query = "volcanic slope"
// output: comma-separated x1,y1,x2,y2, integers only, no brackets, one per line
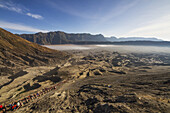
0,28,69,76
15,71,170,113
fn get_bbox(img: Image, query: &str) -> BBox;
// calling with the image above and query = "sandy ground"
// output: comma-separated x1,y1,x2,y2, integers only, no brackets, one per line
0,66,56,103
15,70,170,113
1,47,170,112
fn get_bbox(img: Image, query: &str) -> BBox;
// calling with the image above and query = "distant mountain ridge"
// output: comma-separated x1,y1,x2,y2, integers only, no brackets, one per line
18,31,106,45
106,37,163,42
0,28,69,76
18,31,162,45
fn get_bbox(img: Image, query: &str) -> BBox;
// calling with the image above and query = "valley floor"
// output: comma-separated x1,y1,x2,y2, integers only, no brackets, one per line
14,71,170,113
1,48,170,113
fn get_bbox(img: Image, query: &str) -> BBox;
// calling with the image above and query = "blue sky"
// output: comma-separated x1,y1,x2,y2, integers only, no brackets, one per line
0,0,170,41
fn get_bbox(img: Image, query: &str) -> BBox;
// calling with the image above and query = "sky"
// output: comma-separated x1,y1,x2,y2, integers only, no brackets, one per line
0,0,170,41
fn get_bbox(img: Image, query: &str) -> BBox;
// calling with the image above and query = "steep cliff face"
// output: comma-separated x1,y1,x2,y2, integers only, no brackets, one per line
0,28,69,76
19,31,106,45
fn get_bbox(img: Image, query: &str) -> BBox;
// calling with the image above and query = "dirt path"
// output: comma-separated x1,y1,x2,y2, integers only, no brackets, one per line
13,72,170,113
0,66,56,103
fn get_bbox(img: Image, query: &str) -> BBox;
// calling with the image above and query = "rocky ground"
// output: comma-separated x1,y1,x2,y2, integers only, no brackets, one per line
1,49,170,113
16,72,170,113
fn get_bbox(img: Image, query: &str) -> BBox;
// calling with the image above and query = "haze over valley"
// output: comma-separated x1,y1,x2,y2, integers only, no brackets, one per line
0,0,170,113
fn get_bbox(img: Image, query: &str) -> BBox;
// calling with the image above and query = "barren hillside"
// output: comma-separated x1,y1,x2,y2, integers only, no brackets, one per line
0,28,70,76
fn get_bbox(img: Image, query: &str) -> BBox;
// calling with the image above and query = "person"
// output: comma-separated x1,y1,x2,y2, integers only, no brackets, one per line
44,88,47,93
40,91,43,96
2,105,6,113
45,88,48,92
33,94,37,98
30,95,34,100
16,101,21,110
27,96,31,101
12,103,17,111
0,105,3,113
108,84,112,88
38,91,41,96
22,99,26,105
25,97,29,103
43,89,47,93
36,93,39,97
0,105,3,110
26,97,30,102
20,100,24,107
7,104,12,111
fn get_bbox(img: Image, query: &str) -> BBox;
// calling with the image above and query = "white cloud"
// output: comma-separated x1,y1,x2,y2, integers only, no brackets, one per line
124,15,170,41
26,13,43,20
0,1,43,20
0,21,49,33
0,2,23,13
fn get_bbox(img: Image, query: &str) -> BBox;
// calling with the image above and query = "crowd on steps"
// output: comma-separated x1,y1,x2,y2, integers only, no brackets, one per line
0,80,68,113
